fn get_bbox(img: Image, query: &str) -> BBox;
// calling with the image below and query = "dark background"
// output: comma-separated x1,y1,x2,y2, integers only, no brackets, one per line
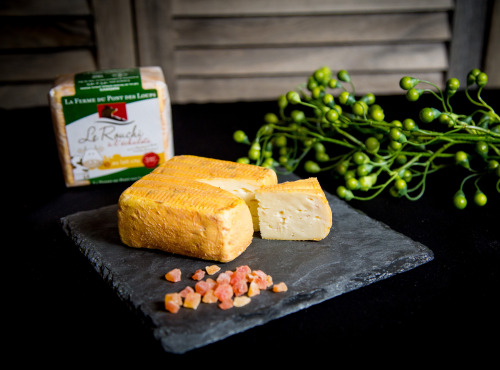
7,90,499,366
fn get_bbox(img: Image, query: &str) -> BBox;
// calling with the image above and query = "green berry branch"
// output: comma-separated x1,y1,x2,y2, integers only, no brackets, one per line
233,67,500,209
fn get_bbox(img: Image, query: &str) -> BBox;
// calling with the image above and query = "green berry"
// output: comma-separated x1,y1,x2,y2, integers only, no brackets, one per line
262,157,274,168
322,93,334,107
337,185,347,199
248,148,260,161
488,159,499,171
389,140,402,150
361,93,376,105
369,107,384,122
406,88,422,101
475,141,488,156
336,161,349,175
474,191,487,206
274,135,287,147
344,170,356,181
286,91,301,104
402,169,412,182
365,136,380,154
467,68,481,85
352,151,369,165
420,107,440,123
438,113,453,127
394,178,407,191
400,76,419,90
396,154,407,165
346,177,359,190
352,101,368,116
476,72,488,87
328,78,340,89
403,118,417,131
291,110,305,123
304,160,320,173
455,151,469,167
278,95,288,109
338,91,354,105
313,142,325,153
311,86,324,99
390,127,403,141
337,69,351,83
453,190,467,209
233,130,248,143
259,124,273,136
326,108,339,122
357,163,373,177
316,152,329,162
446,77,460,91
264,113,279,124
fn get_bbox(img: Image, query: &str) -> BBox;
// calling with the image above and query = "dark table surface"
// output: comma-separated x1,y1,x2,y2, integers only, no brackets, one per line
7,90,499,366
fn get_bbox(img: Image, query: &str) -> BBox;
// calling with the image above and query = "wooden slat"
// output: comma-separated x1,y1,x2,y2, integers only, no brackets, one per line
134,0,177,96
172,0,454,17
0,83,52,109
175,43,448,77
175,72,445,103
0,0,91,16
91,0,136,69
174,13,451,47
0,18,93,49
0,50,96,82
447,0,489,82
484,0,500,88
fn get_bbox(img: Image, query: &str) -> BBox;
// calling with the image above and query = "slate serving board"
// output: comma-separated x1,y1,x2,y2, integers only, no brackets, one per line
61,174,433,354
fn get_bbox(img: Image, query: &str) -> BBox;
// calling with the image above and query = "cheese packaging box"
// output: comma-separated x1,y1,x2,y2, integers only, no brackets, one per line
49,66,174,187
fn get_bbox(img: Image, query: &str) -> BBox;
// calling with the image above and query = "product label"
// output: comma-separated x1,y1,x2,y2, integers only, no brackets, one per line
61,68,165,184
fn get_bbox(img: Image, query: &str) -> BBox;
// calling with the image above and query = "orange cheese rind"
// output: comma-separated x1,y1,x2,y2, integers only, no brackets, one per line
118,155,277,262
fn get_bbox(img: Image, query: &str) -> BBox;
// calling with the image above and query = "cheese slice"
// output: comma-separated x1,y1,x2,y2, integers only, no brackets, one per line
118,155,277,262
152,155,278,230
255,177,332,241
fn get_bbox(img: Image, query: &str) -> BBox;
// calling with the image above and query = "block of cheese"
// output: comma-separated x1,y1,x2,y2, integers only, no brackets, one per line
118,155,277,262
152,155,278,231
49,66,174,187
255,177,332,241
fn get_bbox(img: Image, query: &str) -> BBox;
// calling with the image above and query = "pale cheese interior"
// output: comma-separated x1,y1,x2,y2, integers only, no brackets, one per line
255,178,332,241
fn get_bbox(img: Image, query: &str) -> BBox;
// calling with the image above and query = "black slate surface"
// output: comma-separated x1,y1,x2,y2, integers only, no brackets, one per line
60,174,433,354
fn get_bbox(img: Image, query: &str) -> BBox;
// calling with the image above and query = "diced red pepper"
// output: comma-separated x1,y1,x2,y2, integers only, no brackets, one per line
165,268,181,283
218,299,233,310
184,291,202,309
214,282,233,302
202,289,218,304
192,269,206,281
179,285,194,298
